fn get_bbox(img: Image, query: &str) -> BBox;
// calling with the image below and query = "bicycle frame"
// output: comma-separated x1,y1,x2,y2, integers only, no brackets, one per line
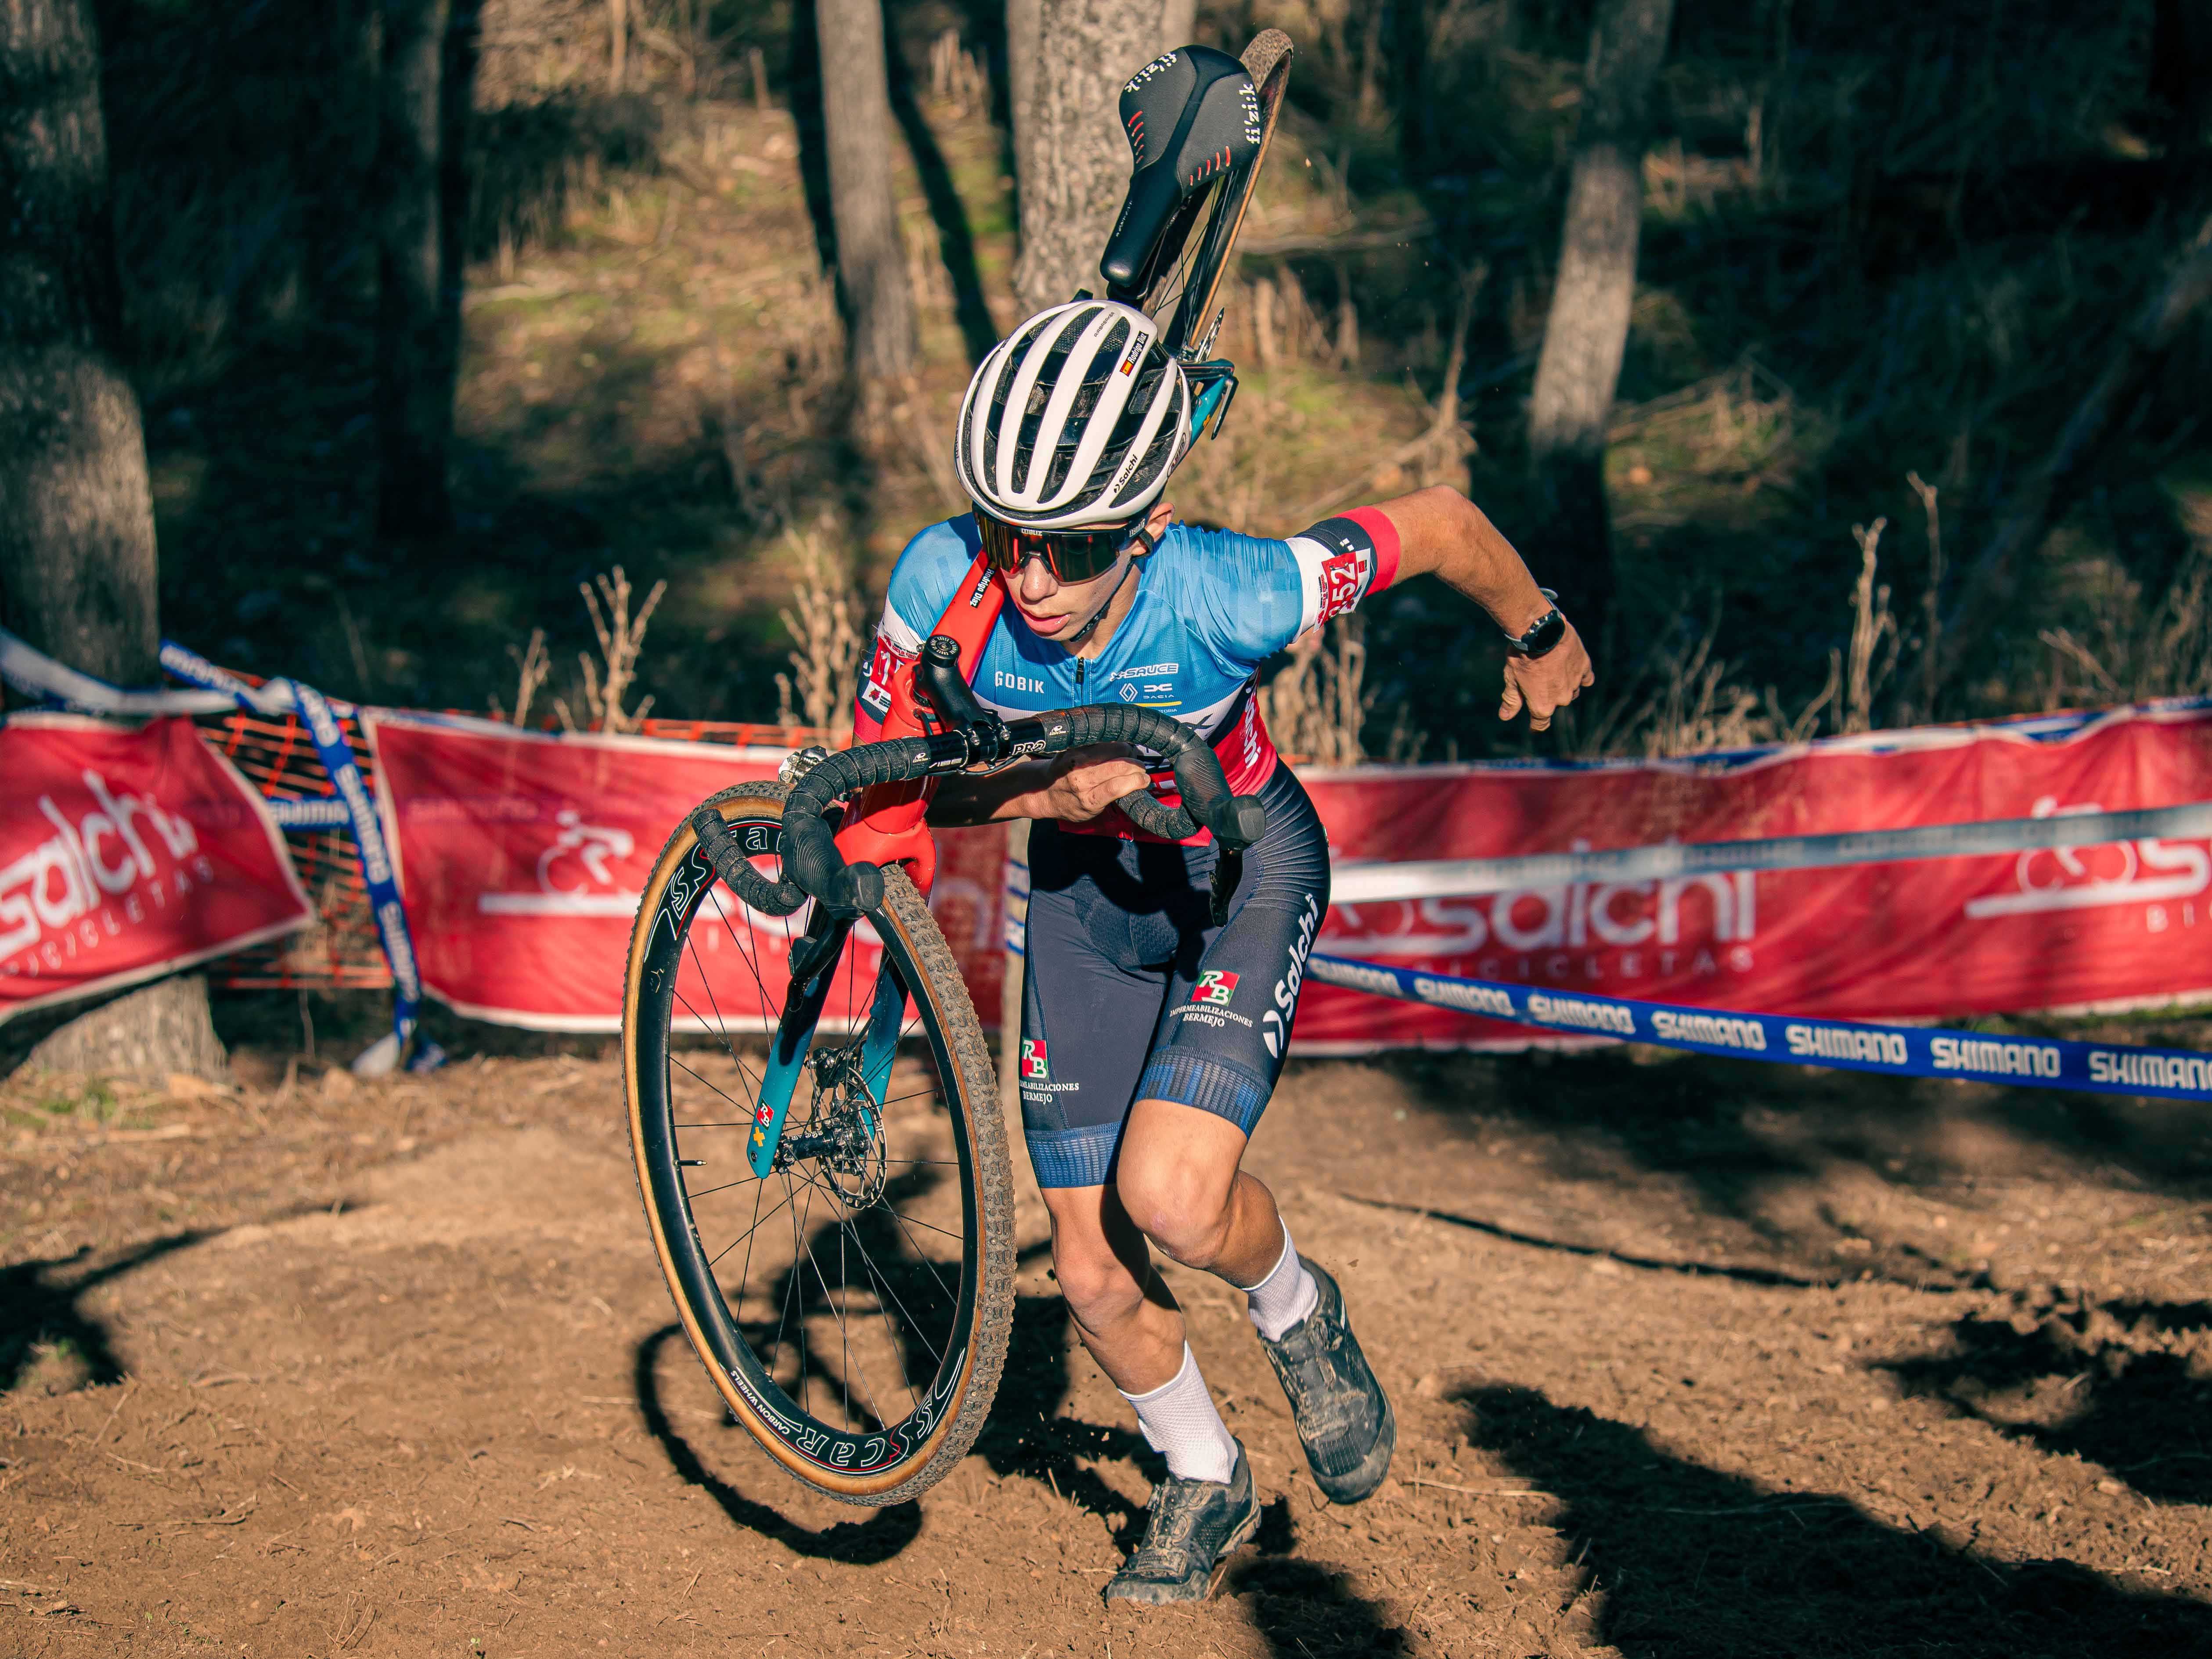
747,557,1010,1177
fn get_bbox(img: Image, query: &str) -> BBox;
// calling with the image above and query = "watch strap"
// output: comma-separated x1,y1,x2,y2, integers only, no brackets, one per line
1503,588,1566,658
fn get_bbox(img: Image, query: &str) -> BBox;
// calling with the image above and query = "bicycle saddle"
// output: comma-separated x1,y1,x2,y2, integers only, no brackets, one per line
1101,44,1262,299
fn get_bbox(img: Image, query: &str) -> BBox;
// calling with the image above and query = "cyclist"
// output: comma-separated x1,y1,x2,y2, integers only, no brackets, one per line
854,299,1592,1605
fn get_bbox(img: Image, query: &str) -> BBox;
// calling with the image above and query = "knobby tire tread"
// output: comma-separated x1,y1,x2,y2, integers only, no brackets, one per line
623,780,1015,1507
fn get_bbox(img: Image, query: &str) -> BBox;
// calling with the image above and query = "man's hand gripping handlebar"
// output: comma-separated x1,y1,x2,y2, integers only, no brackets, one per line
686,634,1268,926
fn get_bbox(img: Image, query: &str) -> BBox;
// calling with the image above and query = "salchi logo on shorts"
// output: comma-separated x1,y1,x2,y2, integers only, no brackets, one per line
1019,1038,1050,1080
1191,969,1239,1005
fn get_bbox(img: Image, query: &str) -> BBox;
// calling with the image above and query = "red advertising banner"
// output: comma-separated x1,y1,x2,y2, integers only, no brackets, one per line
1292,701,2212,1051
0,715,313,1023
363,712,1005,1031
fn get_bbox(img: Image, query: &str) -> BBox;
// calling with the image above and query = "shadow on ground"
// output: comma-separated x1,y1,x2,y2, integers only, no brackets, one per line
632,1324,922,1563
967,1268,1401,1652
1883,1297,2212,1507
1380,1043,2212,1230
1461,1381,2212,1656
0,1234,209,1394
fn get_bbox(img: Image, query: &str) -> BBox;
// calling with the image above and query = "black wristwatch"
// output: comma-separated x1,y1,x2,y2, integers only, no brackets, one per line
1502,588,1567,659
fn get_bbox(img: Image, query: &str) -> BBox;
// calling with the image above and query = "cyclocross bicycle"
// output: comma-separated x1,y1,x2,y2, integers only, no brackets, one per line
621,29,1294,1507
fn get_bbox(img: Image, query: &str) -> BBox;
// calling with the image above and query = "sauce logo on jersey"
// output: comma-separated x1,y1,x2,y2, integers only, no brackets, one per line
1019,1039,1050,1080
1191,970,1239,1006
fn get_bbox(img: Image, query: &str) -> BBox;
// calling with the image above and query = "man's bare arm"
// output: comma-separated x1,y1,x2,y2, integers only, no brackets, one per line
1367,485,1596,731
927,745,1152,826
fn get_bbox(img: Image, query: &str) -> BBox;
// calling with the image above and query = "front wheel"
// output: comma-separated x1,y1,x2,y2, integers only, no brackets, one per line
621,781,1014,1504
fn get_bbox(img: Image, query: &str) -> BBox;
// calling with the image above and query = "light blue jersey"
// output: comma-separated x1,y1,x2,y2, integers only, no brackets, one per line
855,511,1400,798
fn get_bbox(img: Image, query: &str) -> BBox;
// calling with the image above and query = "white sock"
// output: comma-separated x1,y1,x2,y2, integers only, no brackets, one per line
1120,1344,1237,1485
1240,1221,1319,1342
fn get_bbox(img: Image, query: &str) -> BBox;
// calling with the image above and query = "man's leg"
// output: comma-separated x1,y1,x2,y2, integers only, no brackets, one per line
1115,1097,1392,1505
1038,1179,1185,1393
1043,1179,1257,1605
1112,1096,1285,1285
1113,773,1393,1505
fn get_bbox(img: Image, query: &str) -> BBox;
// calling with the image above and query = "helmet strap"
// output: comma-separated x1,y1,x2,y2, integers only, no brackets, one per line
1065,550,1140,649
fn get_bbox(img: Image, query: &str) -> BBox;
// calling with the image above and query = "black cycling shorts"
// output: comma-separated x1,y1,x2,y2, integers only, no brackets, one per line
1016,764,1329,1188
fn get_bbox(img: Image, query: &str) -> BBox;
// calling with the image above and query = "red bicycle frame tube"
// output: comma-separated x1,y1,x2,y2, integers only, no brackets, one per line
829,554,1008,899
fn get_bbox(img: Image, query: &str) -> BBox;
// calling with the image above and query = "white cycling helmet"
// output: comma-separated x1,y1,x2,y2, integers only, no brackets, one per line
954,300,1192,529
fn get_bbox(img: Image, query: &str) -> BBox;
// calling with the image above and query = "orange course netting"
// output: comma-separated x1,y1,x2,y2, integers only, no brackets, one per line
198,699,833,995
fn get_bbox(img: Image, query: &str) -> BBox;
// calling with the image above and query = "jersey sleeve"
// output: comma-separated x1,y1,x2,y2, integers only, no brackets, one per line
854,517,978,741
1178,505,1404,667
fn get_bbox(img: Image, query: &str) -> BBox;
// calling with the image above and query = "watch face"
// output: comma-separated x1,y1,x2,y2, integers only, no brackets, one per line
1527,610,1567,658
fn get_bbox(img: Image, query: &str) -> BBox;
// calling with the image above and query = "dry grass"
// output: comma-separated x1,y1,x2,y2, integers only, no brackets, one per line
1843,517,1901,734
1607,362,1816,534
774,522,864,741
1261,616,1368,764
488,628,553,726
2034,484,2212,708
1572,602,1837,760
553,566,666,734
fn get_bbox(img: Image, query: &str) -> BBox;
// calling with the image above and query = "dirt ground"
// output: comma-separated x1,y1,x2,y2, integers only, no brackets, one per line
7,1027,2212,1657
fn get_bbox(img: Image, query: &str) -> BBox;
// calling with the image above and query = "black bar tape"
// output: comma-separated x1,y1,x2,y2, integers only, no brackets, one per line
688,806,806,916
781,739,939,914
1058,705,1267,850
731,699,1268,916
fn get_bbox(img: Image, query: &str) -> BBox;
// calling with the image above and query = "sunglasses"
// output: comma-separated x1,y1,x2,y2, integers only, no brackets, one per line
974,509,1150,583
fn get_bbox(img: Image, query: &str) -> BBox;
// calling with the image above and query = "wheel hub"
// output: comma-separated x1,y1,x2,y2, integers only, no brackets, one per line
774,1043,889,1206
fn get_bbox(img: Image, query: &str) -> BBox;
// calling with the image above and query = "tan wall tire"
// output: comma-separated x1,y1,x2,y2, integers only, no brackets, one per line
621,782,1014,1505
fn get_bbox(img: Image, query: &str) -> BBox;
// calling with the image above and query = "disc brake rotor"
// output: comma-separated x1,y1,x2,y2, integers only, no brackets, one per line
776,1042,890,1208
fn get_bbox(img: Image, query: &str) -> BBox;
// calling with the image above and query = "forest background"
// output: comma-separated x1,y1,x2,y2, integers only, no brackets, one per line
49,0,2212,764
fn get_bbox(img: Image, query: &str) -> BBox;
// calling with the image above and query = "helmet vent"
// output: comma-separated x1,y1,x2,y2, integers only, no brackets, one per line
954,299,1191,527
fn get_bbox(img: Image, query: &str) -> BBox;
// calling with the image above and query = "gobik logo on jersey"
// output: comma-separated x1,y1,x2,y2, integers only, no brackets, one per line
1190,969,1239,1006
1019,1039,1050,1080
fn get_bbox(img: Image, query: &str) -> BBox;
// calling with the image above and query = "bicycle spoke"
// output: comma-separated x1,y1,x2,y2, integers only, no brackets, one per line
785,1162,908,1428
770,1167,801,1397
681,928,765,1093
880,1208,965,1242
823,1193,920,1422
732,1176,766,1333
835,1204,941,1385
669,1050,764,1122
839,1217,850,1425
713,880,785,1022
708,1181,795,1265
883,1205,959,1306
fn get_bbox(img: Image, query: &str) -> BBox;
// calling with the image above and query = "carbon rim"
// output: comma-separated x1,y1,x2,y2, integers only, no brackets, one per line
630,804,984,1491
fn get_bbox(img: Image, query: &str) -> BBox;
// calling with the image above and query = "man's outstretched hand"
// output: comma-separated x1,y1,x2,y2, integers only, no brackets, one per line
1498,622,1595,734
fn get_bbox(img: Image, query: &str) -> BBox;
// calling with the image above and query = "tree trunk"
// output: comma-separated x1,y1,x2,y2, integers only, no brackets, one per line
22,979,229,1079
607,0,627,94
813,0,916,385
0,0,224,1081
1525,0,1675,651
1007,0,1195,318
1941,212,2212,687
375,0,480,541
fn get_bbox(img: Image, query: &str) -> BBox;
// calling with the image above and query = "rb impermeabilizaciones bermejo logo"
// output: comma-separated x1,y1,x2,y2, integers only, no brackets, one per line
1019,1039,1050,1080
1191,969,1239,1006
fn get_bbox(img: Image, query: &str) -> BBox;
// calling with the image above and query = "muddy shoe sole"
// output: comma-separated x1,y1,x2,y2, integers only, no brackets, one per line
1102,1497,1260,1606
1261,1259,1395,1505
1103,1444,1261,1607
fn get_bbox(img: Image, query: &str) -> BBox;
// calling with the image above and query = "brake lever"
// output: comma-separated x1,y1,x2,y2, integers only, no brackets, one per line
1208,849,1242,928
